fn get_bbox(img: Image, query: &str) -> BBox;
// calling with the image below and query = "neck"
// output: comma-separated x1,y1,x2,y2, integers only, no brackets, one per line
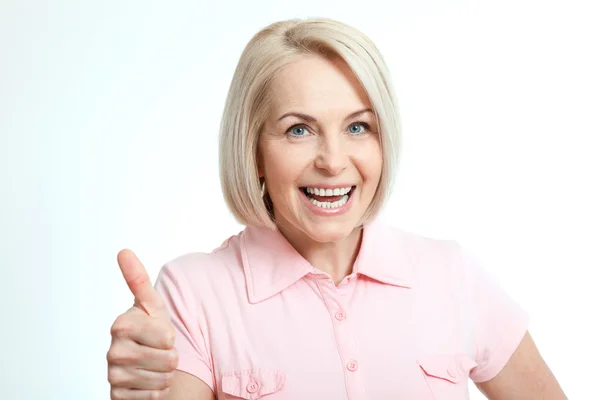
275,221,363,285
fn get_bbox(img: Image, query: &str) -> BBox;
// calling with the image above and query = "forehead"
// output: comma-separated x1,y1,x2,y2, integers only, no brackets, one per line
268,54,371,117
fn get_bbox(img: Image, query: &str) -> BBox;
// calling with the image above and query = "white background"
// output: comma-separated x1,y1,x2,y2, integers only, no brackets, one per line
1,0,598,399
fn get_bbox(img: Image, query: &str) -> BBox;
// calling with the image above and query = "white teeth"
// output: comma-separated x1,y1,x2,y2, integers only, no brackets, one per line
304,186,353,210
309,195,349,209
305,186,352,196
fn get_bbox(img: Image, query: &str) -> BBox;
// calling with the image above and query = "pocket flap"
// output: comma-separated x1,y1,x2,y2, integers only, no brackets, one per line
221,369,286,399
418,354,478,384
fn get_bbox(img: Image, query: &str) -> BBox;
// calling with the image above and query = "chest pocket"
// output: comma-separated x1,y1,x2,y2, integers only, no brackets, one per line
418,354,477,399
221,369,286,399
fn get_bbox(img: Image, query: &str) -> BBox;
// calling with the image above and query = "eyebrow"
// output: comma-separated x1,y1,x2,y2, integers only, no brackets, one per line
277,108,374,123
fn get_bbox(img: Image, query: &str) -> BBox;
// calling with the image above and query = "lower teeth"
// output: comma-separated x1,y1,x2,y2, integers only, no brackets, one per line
308,194,349,209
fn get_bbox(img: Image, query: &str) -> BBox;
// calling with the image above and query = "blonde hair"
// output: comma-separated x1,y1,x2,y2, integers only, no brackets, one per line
219,17,401,229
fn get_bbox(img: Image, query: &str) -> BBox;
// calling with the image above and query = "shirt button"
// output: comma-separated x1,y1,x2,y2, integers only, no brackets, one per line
346,360,358,372
246,380,259,393
335,311,346,321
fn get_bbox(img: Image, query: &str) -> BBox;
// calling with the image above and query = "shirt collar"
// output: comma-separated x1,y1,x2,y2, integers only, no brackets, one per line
241,218,416,304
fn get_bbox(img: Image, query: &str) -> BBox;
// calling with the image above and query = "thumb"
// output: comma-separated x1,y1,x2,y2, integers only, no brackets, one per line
117,248,168,319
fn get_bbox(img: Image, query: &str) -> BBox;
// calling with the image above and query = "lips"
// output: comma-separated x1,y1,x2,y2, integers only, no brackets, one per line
299,186,356,209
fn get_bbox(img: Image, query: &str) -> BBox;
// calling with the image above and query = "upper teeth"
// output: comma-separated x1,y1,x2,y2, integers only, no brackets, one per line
305,187,352,196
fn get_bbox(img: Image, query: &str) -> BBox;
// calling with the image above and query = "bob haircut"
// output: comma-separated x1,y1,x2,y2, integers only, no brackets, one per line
219,17,401,229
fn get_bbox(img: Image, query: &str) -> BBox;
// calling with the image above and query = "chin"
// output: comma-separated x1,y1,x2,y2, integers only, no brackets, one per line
303,218,358,243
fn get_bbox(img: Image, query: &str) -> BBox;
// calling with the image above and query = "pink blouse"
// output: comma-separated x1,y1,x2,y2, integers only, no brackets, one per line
154,219,528,399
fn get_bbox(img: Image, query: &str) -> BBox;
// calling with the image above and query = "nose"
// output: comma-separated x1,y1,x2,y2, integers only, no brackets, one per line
314,134,348,176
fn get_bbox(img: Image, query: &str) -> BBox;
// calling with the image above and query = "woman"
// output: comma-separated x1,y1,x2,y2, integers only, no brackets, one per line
107,18,566,399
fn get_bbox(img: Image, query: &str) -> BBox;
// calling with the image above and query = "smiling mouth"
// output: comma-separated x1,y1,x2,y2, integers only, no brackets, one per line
299,186,356,209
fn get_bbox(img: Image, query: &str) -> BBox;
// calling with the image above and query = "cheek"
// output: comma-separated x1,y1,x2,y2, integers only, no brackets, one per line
262,150,302,189
352,139,383,182
261,141,313,185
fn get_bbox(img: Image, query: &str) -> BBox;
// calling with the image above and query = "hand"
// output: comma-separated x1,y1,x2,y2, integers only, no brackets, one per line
107,249,178,399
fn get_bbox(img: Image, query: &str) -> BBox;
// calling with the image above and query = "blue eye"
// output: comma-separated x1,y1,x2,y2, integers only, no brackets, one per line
288,125,309,137
348,122,368,135
286,122,370,138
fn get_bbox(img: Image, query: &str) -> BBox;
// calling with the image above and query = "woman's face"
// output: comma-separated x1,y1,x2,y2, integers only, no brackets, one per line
258,54,383,243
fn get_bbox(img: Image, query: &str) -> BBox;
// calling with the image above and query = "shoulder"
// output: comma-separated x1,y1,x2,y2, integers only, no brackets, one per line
375,221,461,264
158,230,247,287
390,224,456,251
371,221,467,286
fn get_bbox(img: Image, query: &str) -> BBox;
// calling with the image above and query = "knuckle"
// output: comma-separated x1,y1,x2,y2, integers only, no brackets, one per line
166,371,175,386
161,372,173,389
162,330,175,348
111,315,134,338
154,322,175,348
151,389,165,400
167,350,179,370
130,272,149,289
107,346,137,366
106,348,117,363
107,366,125,386
110,387,126,400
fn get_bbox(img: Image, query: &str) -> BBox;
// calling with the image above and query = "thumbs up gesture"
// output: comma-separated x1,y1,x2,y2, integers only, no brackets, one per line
107,249,178,399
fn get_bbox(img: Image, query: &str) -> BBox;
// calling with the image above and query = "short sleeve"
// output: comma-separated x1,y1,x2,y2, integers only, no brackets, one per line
154,263,215,391
457,243,530,383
